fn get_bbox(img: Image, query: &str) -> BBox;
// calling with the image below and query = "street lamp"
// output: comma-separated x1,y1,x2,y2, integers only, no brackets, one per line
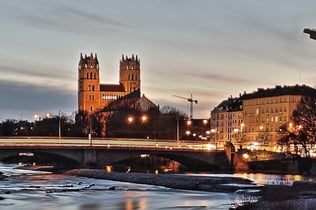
127,116,134,124
210,128,217,149
33,114,40,121
141,115,148,124
126,116,134,138
233,128,239,144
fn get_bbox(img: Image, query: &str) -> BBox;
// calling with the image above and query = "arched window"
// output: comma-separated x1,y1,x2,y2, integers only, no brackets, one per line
94,73,96,79
87,72,89,79
92,85,95,91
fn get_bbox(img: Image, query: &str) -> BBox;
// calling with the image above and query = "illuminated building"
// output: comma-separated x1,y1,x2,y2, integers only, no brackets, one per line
210,96,243,148
241,85,316,150
78,53,141,113
211,85,316,151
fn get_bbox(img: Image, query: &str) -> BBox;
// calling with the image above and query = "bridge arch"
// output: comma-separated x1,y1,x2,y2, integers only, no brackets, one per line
0,150,81,169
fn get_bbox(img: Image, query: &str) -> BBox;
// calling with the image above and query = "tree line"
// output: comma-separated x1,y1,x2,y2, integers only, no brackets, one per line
0,106,189,139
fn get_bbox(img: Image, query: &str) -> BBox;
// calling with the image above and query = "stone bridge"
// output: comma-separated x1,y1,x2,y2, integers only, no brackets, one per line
0,145,231,171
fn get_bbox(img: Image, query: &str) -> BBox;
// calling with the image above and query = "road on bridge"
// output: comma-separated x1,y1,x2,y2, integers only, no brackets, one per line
0,137,219,151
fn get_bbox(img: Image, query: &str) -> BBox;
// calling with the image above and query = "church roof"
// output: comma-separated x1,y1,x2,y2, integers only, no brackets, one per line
100,84,125,92
101,90,157,112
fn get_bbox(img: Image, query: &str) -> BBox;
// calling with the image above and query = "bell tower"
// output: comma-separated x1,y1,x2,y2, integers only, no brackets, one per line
119,54,141,94
78,52,100,112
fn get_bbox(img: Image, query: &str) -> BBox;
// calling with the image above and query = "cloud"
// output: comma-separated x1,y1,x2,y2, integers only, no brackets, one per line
0,81,76,121
11,1,133,35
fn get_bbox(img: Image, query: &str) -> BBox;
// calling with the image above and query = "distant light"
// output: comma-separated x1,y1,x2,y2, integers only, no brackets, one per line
242,153,249,159
19,152,34,157
141,115,148,123
140,154,150,158
127,116,134,124
105,165,112,173
206,143,216,151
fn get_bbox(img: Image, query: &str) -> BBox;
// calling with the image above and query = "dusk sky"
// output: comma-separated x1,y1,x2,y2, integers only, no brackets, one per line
1,0,316,121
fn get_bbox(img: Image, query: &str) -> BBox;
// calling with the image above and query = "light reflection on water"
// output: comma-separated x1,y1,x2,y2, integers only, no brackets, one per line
2,163,315,209
0,164,232,210
186,172,316,186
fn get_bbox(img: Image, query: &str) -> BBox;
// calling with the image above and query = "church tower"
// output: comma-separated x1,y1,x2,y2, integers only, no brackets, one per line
78,53,100,113
119,54,141,94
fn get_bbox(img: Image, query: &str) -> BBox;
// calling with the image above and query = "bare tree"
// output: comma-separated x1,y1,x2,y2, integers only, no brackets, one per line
279,95,316,156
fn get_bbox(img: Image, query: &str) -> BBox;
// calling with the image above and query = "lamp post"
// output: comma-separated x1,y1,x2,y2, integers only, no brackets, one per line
127,116,134,138
240,123,244,149
58,109,61,143
176,116,179,144
210,128,217,149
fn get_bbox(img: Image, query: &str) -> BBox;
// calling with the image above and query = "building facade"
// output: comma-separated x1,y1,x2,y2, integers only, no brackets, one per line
210,97,243,148
210,85,316,151
240,85,316,150
78,53,141,113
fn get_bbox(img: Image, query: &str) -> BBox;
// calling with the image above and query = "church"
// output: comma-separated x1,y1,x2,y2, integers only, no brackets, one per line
78,53,141,113
78,53,156,113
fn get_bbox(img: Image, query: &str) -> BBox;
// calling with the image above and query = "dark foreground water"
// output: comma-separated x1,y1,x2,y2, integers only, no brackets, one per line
0,164,314,210
0,164,233,210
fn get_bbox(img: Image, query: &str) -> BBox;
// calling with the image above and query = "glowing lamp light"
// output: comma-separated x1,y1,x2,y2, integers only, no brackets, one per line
105,165,112,173
141,115,148,123
242,153,249,159
127,116,134,124
206,143,216,151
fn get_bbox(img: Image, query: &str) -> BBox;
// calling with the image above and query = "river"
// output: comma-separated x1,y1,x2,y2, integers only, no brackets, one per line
0,164,315,210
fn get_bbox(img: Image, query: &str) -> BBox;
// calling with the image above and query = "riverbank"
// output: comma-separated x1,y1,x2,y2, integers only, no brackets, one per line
65,169,316,209
65,169,258,193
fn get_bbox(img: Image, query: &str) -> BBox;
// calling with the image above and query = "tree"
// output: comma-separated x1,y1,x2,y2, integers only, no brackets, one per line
279,95,316,157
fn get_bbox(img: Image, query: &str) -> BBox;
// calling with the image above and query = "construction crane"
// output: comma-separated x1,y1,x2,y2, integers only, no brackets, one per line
173,94,198,119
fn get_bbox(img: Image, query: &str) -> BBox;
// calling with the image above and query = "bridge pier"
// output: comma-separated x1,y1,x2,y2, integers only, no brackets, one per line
83,149,97,167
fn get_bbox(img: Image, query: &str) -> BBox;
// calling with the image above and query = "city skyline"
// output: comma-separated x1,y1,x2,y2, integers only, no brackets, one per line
1,0,316,121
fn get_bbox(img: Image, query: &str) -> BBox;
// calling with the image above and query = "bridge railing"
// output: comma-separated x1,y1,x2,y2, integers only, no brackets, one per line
0,137,221,152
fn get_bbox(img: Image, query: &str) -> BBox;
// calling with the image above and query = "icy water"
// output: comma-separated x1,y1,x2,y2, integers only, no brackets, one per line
0,164,233,210
1,163,315,210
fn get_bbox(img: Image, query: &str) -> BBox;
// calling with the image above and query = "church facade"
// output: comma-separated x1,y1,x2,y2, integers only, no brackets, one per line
78,53,141,113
